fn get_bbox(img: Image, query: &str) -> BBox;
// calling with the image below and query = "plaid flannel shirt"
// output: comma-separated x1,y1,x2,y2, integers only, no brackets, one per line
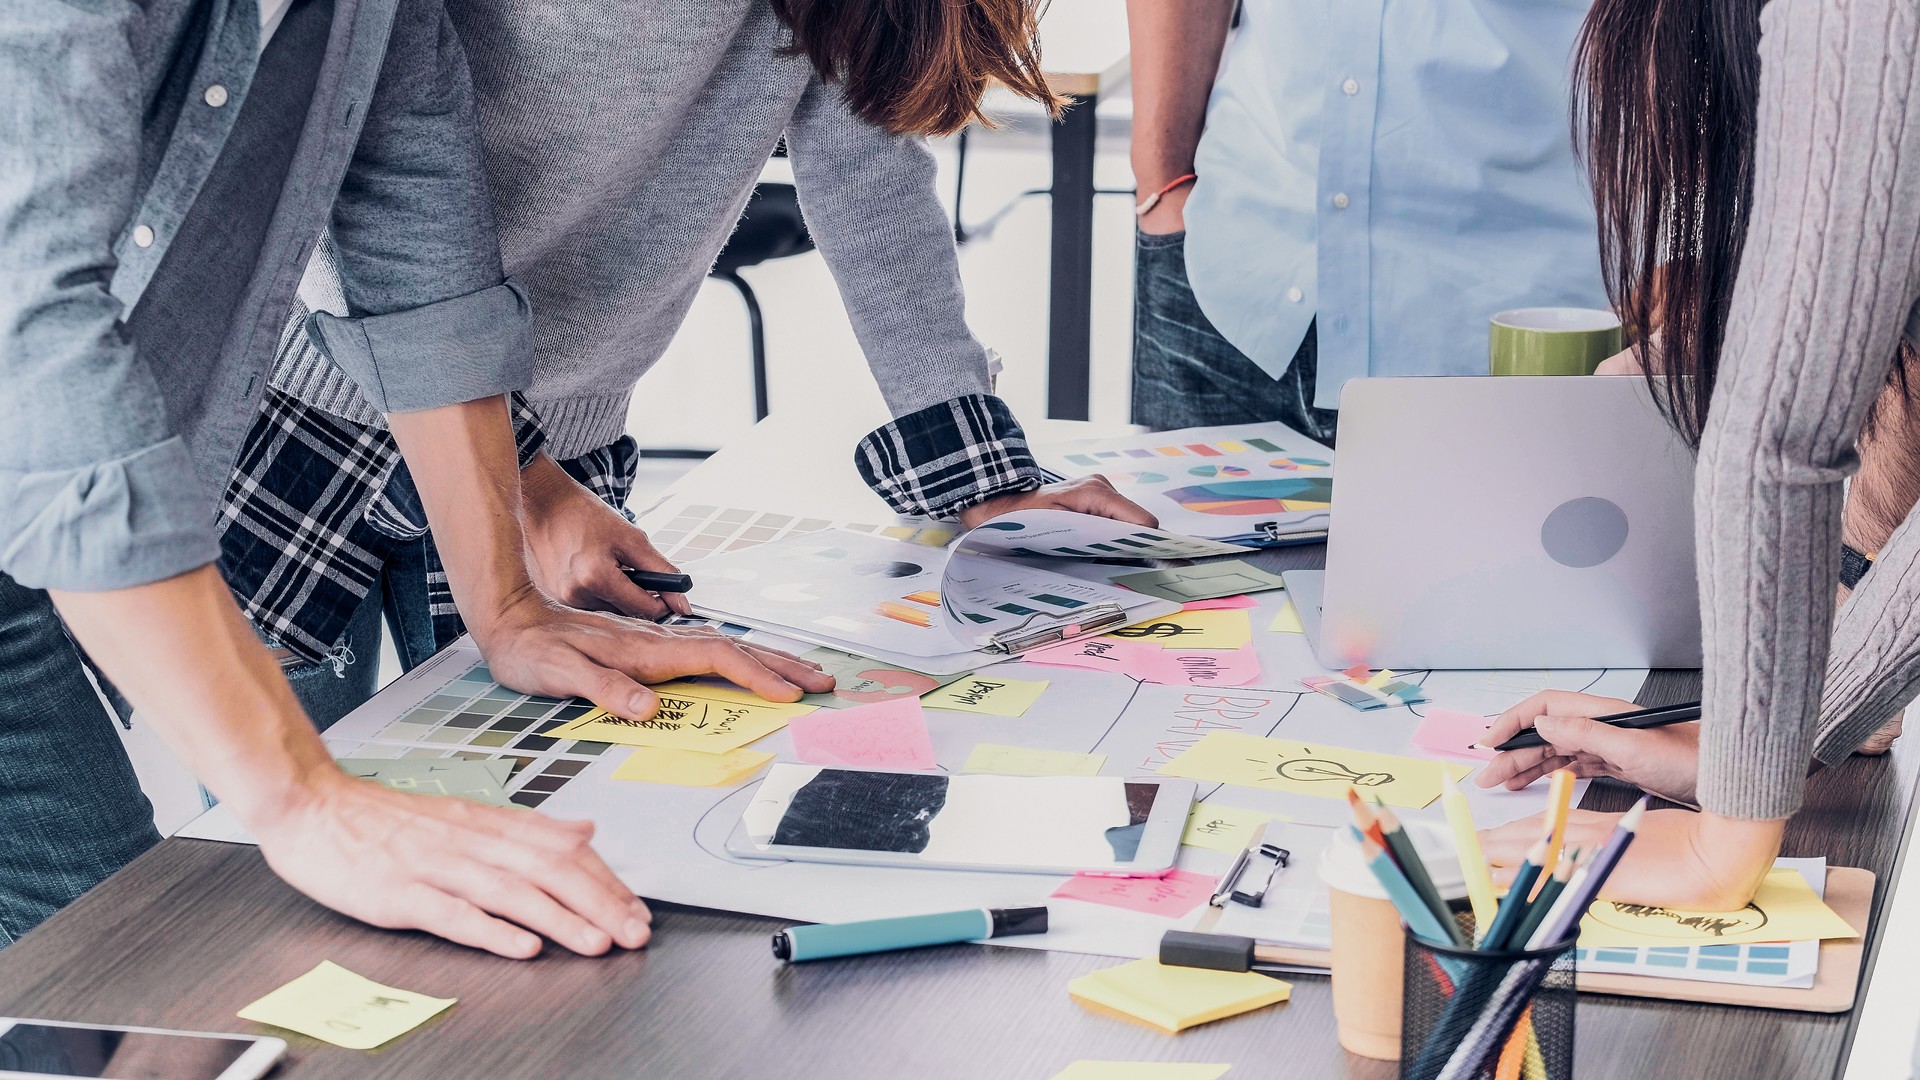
219,390,1040,666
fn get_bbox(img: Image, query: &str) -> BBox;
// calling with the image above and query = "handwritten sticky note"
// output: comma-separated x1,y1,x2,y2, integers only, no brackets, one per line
1053,869,1217,918
1024,636,1147,672
552,691,810,752
611,746,773,786
1112,560,1289,603
1050,1063,1231,1080
923,676,1051,717
1266,601,1305,633
787,697,938,770
1410,708,1498,761
963,743,1106,777
1183,595,1259,611
238,961,455,1050
1134,644,1263,688
1108,609,1253,651
1577,868,1859,949
1181,802,1277,854
337,758,512,807
1158,732,1470,809
1068,958,1290,1034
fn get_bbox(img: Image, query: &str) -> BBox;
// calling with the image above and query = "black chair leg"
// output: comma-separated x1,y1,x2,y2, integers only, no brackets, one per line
717,271,770,422
953,126,971,245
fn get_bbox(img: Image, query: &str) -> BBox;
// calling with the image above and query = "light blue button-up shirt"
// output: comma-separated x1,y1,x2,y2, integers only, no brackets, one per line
1183,0,1607,410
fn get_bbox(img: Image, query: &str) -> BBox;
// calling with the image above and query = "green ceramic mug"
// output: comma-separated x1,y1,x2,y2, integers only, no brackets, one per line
1489,308,1624,376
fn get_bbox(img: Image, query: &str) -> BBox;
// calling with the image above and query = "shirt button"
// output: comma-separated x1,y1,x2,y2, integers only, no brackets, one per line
1342,78,1360,96
1332,192,1351,210
1286,287,1304,304
132,224,155,248
204,84,229,107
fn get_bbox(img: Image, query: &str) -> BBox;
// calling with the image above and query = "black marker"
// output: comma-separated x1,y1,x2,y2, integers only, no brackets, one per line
622,568,694,593
1486,700,1702,753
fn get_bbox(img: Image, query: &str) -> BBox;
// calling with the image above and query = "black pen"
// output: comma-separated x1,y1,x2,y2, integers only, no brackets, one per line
1487,700,1702,753
622,568,694,593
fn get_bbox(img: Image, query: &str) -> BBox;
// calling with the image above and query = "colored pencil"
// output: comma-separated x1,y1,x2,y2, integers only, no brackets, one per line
1347,788,1393,857
1370,796,1466,946
1538,770,1575,886
1488,701,1701,752
1477,839,1547,951
1523,798,1647,950
1442,773,1501,936
1510,848,1579,949
1353,828,1456,946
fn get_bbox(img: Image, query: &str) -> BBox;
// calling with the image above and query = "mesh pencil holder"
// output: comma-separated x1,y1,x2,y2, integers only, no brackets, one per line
1398,913,1576,1080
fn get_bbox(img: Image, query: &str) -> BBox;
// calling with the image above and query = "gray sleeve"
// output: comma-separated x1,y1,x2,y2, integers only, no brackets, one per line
782,75,993,416
0,2,219,591
305,0,531,413
1815,484,1920,764
1693,0,1920,819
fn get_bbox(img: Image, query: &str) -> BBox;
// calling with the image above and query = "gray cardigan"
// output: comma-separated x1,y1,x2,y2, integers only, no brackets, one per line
1698,0,1920,819
275,0,993,460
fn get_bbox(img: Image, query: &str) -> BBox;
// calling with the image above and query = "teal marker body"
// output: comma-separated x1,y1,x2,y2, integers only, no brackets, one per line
773,906,1048,962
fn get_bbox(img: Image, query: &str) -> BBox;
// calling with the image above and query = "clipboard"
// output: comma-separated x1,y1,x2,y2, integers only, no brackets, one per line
1241,867,1875,1014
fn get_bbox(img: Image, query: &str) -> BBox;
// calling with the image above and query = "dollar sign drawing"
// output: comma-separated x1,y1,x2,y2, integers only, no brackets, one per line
1114,622,1202,639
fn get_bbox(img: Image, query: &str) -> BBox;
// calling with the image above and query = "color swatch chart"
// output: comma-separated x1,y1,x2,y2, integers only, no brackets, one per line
638,498,954,564
1573,857,1824,988
340,659,612,809
1061,435,1306,468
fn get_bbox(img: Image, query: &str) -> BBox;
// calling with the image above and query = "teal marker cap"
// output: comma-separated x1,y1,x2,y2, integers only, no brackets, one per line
772,906,1049,963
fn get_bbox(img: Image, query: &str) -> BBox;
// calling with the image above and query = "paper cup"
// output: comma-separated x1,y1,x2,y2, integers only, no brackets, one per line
1489,307,1623,376
1319,821,1466,1061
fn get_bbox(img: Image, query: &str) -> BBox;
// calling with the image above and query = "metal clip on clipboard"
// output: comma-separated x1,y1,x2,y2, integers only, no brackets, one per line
1208,843,1291,908
983,602,1129,655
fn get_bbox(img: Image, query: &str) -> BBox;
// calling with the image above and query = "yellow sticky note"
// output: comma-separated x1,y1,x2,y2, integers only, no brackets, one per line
1576,868,1859,949
962,742,1106,777
1049,1063,1232,1080
1181,802,1281,854
923,676,1051,717
1366,668,1396,689
1266,601,1304,634
238,961,455,1050
1158,732,1470,810
553,691,812,752
611,746,773,786
1108,609,1252,650
1068,958,1289,1034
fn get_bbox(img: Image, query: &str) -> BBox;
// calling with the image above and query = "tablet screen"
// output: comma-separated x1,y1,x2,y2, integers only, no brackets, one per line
0,1023,252,1079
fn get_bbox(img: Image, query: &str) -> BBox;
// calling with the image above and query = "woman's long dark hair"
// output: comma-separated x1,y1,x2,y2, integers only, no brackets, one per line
769,0,1061,139
1575,0,1914,446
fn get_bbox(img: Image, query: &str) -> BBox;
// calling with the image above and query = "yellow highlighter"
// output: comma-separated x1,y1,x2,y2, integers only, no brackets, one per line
1441,773,1499,933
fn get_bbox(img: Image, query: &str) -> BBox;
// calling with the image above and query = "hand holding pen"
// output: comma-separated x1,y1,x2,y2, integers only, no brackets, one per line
1472,690,1703,806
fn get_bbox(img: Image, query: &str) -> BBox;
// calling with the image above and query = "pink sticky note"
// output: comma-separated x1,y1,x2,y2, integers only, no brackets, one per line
1051,868,1217,918
1411,708,1498,761
1134,644,1264,687
787,698,938,770
1023,636,1149,672
1183,594,1259,611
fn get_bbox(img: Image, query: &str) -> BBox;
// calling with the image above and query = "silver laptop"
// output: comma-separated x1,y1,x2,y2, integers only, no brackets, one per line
1283,377,1701,669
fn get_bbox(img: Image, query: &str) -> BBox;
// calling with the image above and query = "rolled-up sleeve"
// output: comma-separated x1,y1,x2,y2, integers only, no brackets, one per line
0,2,220,591
309,0,531,414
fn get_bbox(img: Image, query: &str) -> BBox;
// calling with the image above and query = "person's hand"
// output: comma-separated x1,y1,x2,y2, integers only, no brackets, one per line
467,587,835,718
520,453,691,621
1473,691,1702,805
1136,181,1190,236
958,476,1160,530
1479,807,1783,911
1859,713,1904,755
252,767,652,958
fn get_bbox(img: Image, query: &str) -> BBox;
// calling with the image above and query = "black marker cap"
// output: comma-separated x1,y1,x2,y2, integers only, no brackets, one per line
771,932,792,961
988,906,1050,938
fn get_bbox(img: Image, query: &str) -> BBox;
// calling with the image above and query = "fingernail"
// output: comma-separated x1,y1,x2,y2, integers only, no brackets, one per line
625,917,650,944
629,696,653,715
584,927,611,953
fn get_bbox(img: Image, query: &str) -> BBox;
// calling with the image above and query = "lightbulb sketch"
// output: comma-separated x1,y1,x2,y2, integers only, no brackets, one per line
1271,757,1395,787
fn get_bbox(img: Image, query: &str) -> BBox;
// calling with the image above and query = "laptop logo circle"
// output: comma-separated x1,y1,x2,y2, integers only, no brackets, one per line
1541,497,1629,568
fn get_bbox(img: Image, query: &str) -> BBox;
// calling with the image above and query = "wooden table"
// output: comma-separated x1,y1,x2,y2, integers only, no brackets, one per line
2,415,1912,1078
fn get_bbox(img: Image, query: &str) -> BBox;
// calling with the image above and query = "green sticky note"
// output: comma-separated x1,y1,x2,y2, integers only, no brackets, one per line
1112,560,1289,603
336,759,513,807
238,961,455,1050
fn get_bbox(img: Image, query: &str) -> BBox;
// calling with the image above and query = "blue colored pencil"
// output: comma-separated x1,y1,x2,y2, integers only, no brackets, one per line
1353,827,1456,946
1476,839,1547,951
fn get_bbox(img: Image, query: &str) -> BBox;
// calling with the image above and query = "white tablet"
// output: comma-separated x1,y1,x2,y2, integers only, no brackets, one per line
725,764,1195,876
0,1019,284,1080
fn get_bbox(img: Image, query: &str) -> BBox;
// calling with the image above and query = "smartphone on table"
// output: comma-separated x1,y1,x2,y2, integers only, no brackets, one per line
727,764,1196,876
0,1018,284,1080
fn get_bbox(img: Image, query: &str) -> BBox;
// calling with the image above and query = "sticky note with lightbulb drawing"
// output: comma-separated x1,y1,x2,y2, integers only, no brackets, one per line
1157,732,1471,809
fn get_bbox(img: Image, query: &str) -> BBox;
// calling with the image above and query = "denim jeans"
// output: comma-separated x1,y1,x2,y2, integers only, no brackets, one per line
1131,229,1339,445
0,574,160,945
282,534,441,730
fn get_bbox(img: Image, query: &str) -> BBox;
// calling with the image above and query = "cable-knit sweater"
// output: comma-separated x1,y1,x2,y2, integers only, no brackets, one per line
1697,0,1920,819
272,0,993,460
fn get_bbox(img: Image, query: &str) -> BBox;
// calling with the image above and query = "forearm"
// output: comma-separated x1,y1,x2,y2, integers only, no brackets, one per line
1815,506,1920,762
387,396,533,628
50,566,337,825
1125,0,1235,189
